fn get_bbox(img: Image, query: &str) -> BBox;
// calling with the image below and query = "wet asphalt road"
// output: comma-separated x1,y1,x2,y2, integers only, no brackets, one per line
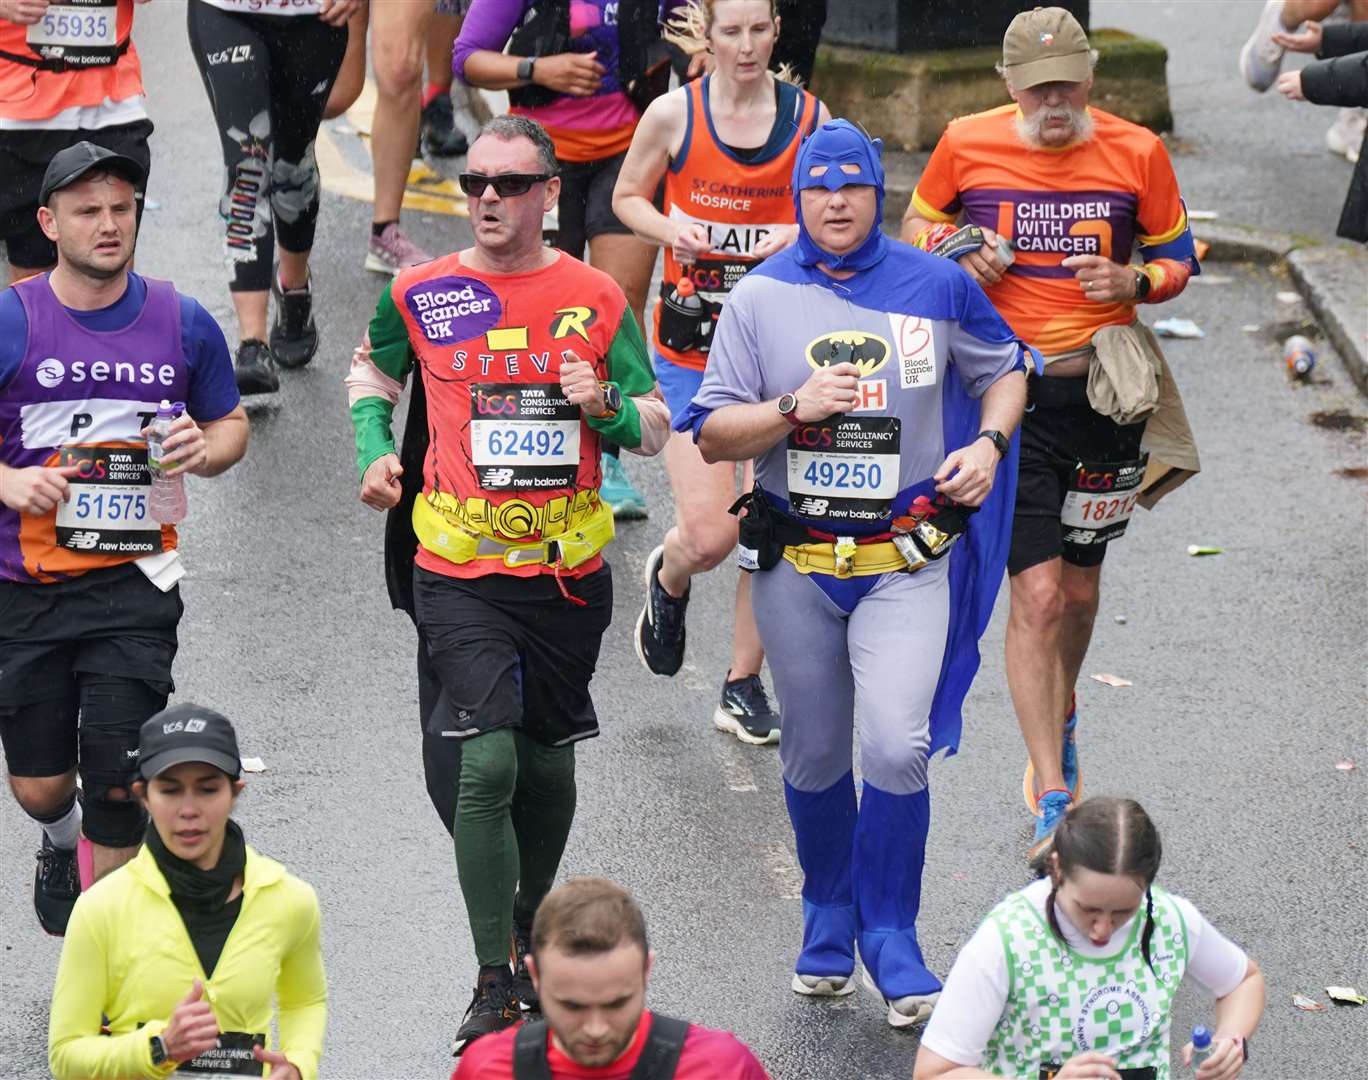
2,3,1366,1078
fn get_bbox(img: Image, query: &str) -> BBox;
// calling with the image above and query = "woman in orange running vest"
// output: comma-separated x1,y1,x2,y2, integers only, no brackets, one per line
612,0,825,745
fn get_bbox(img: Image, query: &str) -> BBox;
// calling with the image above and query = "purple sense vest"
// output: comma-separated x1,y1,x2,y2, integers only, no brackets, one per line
0,274,185,584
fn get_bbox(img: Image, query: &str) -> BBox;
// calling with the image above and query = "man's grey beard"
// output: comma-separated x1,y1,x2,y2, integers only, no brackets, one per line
1014,104,1094,148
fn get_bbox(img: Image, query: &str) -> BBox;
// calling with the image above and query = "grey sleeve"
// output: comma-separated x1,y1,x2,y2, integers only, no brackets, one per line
947,276,1027,398
679,280,768,437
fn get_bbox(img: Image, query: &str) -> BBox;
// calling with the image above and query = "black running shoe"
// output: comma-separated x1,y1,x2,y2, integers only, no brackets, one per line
714,674,781,745
634,544,688,676
421,94,470,158
510,916,539,1014
270,273,319,370
451,965,520,1057
234,338,279,396
34,833,80,936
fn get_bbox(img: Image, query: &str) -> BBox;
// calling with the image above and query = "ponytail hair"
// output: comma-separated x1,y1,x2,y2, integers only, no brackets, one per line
1040,797,1163,971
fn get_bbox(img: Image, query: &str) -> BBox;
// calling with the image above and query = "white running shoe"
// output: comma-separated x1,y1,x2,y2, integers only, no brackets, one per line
791,972,857,997
1327,108,1366,164
861,968,939,1028
1239,0,1287,92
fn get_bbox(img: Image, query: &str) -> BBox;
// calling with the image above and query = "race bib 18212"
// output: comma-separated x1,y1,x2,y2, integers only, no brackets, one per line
786,416,901,523
1060,456,1148,546
469,383,581,491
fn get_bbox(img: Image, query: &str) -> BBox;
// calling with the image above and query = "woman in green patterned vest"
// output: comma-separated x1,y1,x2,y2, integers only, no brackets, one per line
913,798,1264,1080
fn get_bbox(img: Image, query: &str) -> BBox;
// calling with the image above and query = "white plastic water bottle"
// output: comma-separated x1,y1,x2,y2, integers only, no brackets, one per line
1190,1025,1214,1074
1283,335,1316,379
145,400,187,524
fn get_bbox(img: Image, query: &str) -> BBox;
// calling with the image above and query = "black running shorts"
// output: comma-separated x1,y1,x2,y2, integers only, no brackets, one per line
0,119,154,270
0,563,180,775
413,564,613,748
1008,375,1146,576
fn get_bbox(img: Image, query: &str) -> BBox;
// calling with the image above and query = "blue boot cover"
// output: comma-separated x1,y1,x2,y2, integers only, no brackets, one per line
784,774,858,977
853,783,942,998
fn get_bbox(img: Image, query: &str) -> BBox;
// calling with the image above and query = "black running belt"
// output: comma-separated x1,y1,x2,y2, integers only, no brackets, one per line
0,37,130,72
512,1015,690,1080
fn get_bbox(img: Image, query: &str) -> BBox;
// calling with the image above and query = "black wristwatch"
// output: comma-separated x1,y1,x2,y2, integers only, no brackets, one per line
597,381,622,419
149,1035,168,1066
1133,268,1151,301
977,429,1009,457
516,56,536,82
777,392,804,426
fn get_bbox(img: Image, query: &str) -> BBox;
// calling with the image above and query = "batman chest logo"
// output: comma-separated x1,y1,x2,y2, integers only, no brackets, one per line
806,331,891,377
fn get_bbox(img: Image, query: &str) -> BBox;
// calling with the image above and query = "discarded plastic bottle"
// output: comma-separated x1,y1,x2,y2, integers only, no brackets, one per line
145,399,187,524
660,277,707,352
1284,335,1316,379
1190,1026,1214,1074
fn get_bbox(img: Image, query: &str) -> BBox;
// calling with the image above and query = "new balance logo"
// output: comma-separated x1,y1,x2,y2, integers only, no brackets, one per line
66,530,100,549
481,468,515,487
797,498,829,516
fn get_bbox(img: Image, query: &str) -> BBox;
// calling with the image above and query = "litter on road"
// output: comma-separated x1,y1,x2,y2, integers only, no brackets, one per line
1276,291,1301,304
1090,673,1133,688
1326,986,1366,1006
1154,317,1205,339
240,757,268,773
1187,545,1224,556
1293,993,1327,1011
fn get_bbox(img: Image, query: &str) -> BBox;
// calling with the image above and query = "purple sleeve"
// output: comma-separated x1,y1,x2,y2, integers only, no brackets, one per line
452,0,531,84
181,297,240,423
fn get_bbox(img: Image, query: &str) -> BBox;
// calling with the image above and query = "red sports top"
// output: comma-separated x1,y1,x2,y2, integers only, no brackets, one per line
452,1010,771,1080
655,75,819,371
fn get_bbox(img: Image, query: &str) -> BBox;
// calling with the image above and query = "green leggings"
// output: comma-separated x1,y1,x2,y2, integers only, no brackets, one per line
454,729,577,966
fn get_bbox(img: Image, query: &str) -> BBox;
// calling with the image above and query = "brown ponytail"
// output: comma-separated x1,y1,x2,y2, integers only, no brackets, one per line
1041,797,1163,970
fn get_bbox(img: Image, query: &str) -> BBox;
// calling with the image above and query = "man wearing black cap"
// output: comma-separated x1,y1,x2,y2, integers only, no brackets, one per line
0,140,247,937
0,0,153,285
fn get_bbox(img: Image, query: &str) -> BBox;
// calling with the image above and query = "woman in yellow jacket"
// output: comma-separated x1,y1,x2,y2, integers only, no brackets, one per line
48,703,327,1080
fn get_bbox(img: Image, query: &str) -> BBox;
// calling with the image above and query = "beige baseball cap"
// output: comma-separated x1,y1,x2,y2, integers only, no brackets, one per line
1002,7,1092,89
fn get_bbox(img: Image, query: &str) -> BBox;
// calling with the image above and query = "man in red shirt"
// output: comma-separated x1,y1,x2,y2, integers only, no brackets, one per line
453,878,770,1080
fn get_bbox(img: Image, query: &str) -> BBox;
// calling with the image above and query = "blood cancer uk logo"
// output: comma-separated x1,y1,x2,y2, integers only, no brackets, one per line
405,276,502,346
35,357,65,388
805,332,891,378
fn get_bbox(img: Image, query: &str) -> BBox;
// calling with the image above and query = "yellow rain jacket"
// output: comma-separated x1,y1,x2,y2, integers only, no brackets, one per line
49,843,326,1080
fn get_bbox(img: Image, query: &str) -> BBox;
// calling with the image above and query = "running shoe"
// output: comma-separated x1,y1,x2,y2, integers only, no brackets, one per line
269,271,319,370
234,338,279,396
366,222,433,276
715,674,781,746
635,544,688,676
791,972,856,997
1028,789,1073,865
451,966,520,1057
600,454,647,520
34,833,80,936
1238,0,1286,92
861,968,939,1029
510,916,539,1014
420,94,470,158
1327,108,1366,164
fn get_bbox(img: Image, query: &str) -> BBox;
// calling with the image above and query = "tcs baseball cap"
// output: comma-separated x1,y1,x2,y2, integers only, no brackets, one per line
39,140,145,206
139,703,242,781
1002,7,1092,89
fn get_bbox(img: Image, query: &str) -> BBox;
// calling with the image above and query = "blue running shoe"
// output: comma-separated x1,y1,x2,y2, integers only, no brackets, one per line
1061,704,1079,799
1028,789,1072,864
600,454,647,520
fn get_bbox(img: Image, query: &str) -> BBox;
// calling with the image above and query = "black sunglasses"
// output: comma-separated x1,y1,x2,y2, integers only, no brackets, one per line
458,172,554,198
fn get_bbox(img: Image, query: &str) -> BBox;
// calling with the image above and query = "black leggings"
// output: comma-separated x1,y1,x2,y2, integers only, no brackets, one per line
187,0,346,292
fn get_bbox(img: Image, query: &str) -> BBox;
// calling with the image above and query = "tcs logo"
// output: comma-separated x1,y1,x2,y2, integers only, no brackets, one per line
1073,466,1116,491
792,425,832,448
474,389,518,416
71,456,108,480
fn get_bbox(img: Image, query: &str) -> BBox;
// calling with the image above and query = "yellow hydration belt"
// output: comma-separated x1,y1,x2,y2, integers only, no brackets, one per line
783,536,923,579
412,491,615,570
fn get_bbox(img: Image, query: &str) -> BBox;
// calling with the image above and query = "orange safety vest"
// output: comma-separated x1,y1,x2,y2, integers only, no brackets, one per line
654,75,819,371
0,0,142,123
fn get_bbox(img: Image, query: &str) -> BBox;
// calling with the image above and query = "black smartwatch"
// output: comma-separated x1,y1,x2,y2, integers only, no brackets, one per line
516,56,536,82
1133,268,1151,301
149,1035,168,1066
597,381,622,419
977,429,1009,457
